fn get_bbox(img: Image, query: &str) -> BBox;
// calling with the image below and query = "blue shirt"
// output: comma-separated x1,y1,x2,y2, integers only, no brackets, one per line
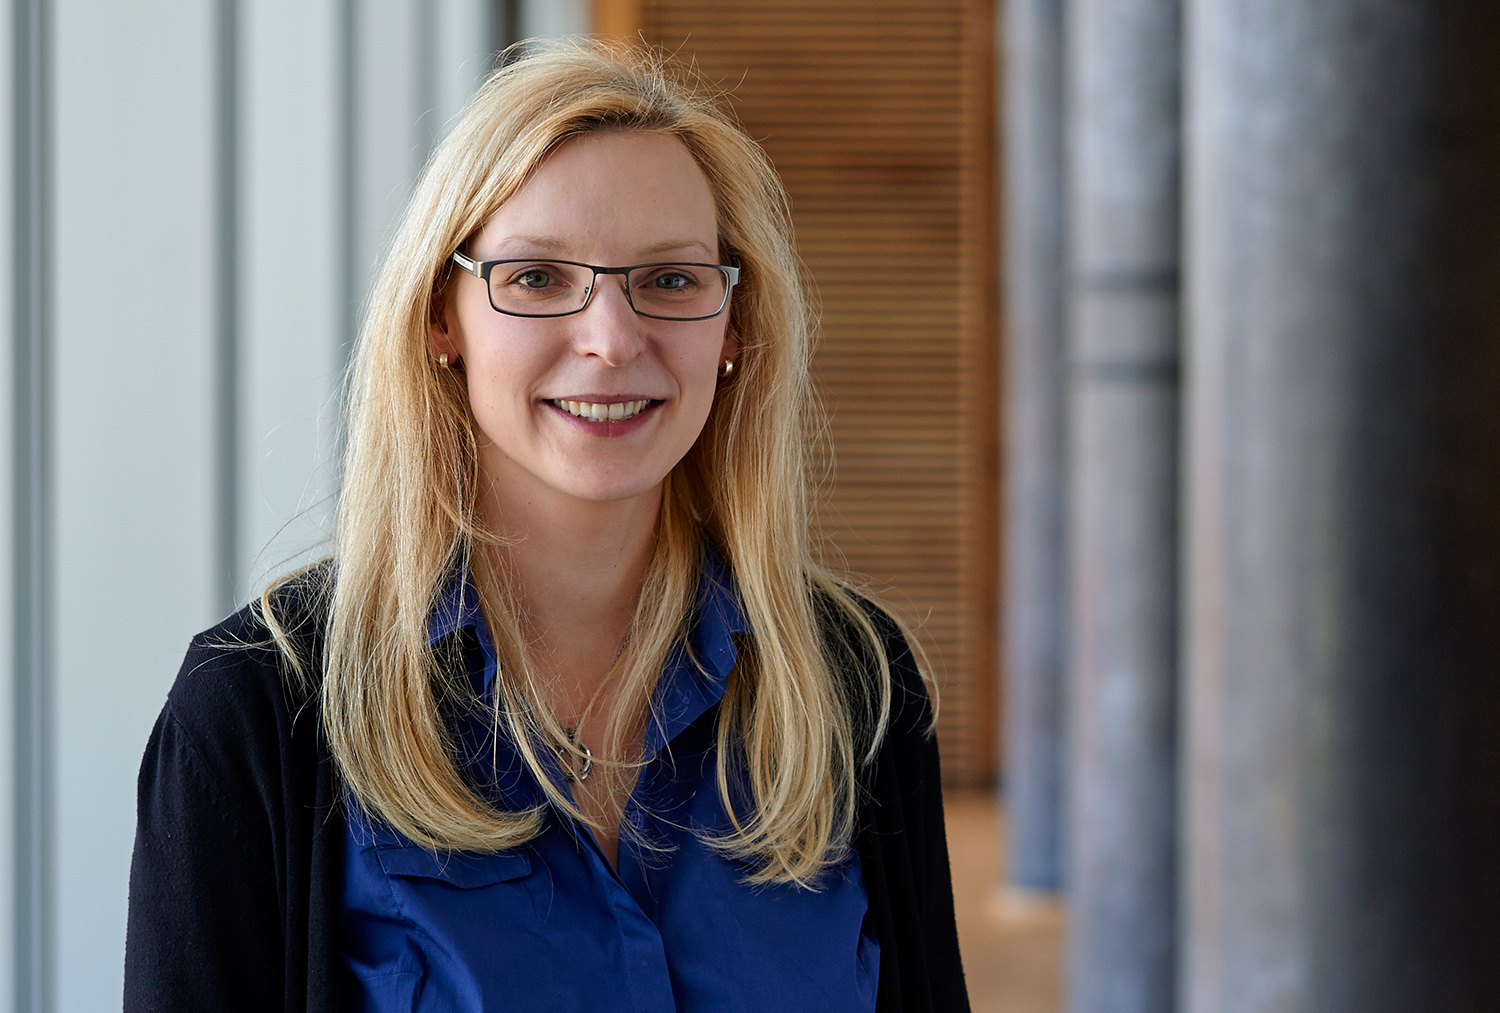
338,554,880,1012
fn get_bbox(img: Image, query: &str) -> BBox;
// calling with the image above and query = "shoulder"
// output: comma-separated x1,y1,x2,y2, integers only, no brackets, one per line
156,568,331,790
129,572,337,1011
811,581,935,743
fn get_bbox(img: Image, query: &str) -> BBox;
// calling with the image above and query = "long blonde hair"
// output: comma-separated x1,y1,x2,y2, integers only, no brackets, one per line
266,39,903,886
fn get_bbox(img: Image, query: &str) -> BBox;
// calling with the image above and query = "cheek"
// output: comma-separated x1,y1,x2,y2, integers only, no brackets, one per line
676,355,725,423
459,344,547,442
680,329,732,395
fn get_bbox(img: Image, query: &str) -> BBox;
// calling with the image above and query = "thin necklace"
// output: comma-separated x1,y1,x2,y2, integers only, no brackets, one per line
558,636,630,784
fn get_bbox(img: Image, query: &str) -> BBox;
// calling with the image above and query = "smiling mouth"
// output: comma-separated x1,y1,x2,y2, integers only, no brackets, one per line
551,398,656,422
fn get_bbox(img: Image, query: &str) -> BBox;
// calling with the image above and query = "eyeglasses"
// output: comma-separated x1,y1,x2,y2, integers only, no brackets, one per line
450,252,741,321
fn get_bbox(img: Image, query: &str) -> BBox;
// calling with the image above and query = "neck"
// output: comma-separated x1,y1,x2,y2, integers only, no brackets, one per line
479,476,663,695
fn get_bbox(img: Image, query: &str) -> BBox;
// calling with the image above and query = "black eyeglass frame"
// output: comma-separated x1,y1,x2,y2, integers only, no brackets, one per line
450,251,742,321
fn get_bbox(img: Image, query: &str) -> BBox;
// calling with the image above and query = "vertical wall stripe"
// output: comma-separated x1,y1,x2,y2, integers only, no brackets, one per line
11,0,51,1007
337,0,357,370
499,0,520,50
214,0,239,612
415,0,437,155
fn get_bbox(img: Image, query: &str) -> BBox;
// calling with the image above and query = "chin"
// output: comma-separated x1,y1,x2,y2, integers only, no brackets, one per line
556,473,670,505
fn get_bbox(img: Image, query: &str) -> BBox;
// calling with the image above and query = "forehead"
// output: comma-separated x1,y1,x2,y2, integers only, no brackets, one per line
473,130,719,260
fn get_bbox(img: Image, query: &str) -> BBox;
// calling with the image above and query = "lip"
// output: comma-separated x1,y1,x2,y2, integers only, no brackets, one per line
549,394,661,404
541,397,663,437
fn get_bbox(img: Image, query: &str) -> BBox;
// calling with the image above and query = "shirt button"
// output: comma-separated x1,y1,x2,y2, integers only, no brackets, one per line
629,810,646,830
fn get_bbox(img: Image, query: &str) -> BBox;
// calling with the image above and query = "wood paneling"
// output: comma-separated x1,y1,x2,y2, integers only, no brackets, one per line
626,0,999,786
590,0,641,40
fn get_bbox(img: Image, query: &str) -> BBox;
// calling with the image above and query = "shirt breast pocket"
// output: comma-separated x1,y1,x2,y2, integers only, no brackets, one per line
374,842,533,889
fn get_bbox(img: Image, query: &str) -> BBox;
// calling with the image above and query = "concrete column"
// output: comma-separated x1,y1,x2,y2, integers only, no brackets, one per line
1002,0,1067,891
1182,2,1500,1010
1063,0,1180,1008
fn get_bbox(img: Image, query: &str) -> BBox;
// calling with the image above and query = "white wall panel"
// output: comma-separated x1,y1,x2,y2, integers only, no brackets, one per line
236,0,495,596
3,2,545,1007
50,0,219,1008
434,0,498,138
521,0,589,40
238,0,344,593
354,0,426,311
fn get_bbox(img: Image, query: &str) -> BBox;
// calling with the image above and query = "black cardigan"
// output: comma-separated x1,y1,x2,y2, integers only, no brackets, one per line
124,589,970,1012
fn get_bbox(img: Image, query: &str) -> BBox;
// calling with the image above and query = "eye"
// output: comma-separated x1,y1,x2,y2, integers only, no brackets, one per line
515,267,555,289
651,270,693,290
488,262,586,312
635,266,705,293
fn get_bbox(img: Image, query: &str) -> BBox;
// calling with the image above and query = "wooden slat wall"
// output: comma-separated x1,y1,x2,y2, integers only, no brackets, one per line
616,0,999,786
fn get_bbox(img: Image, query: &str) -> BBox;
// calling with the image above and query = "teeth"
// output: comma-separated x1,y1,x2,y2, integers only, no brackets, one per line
554,399,651,422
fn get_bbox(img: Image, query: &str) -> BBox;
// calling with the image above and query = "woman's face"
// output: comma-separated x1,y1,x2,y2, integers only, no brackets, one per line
432,131,736,517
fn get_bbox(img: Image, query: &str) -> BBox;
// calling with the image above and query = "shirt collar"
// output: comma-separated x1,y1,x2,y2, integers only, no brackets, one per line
642,546,748,758
428,567,500,699
684,545,748,680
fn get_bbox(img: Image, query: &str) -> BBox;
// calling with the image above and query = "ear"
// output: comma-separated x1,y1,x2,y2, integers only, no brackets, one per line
426,289,459,364
719,327,739,366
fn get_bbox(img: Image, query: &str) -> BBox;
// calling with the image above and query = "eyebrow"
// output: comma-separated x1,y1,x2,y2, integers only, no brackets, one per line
488,234,718,261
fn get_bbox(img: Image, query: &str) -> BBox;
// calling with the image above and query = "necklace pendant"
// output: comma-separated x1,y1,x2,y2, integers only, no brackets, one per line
559,727,594,784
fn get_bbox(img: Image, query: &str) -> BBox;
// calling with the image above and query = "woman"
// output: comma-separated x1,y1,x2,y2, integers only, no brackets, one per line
126,40,968,1013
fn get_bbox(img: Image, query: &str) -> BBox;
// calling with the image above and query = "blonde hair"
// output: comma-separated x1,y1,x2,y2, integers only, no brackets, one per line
266,39,904,886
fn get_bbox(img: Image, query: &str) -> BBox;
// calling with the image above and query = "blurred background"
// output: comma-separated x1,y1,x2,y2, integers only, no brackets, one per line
2,0,1499,1011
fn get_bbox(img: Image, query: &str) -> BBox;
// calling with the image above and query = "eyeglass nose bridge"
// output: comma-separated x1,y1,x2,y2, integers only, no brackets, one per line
575,265,637,316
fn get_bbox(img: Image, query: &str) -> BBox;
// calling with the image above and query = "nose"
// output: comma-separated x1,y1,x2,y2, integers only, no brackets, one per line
571,274,647,365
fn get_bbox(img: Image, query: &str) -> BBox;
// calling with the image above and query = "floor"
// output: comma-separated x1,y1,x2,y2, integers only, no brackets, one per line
946,792,1064,1013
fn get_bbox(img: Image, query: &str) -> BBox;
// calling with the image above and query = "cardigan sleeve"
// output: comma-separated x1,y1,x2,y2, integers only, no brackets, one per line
852,600,972,1013
125,698,287,1012
901,675,969,1012
123,593,337,1013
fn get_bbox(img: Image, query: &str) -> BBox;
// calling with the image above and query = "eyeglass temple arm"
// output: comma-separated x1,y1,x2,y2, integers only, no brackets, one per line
451,251,480,276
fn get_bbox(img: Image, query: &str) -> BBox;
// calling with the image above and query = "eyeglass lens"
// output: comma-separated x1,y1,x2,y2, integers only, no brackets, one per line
486,261,730,319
